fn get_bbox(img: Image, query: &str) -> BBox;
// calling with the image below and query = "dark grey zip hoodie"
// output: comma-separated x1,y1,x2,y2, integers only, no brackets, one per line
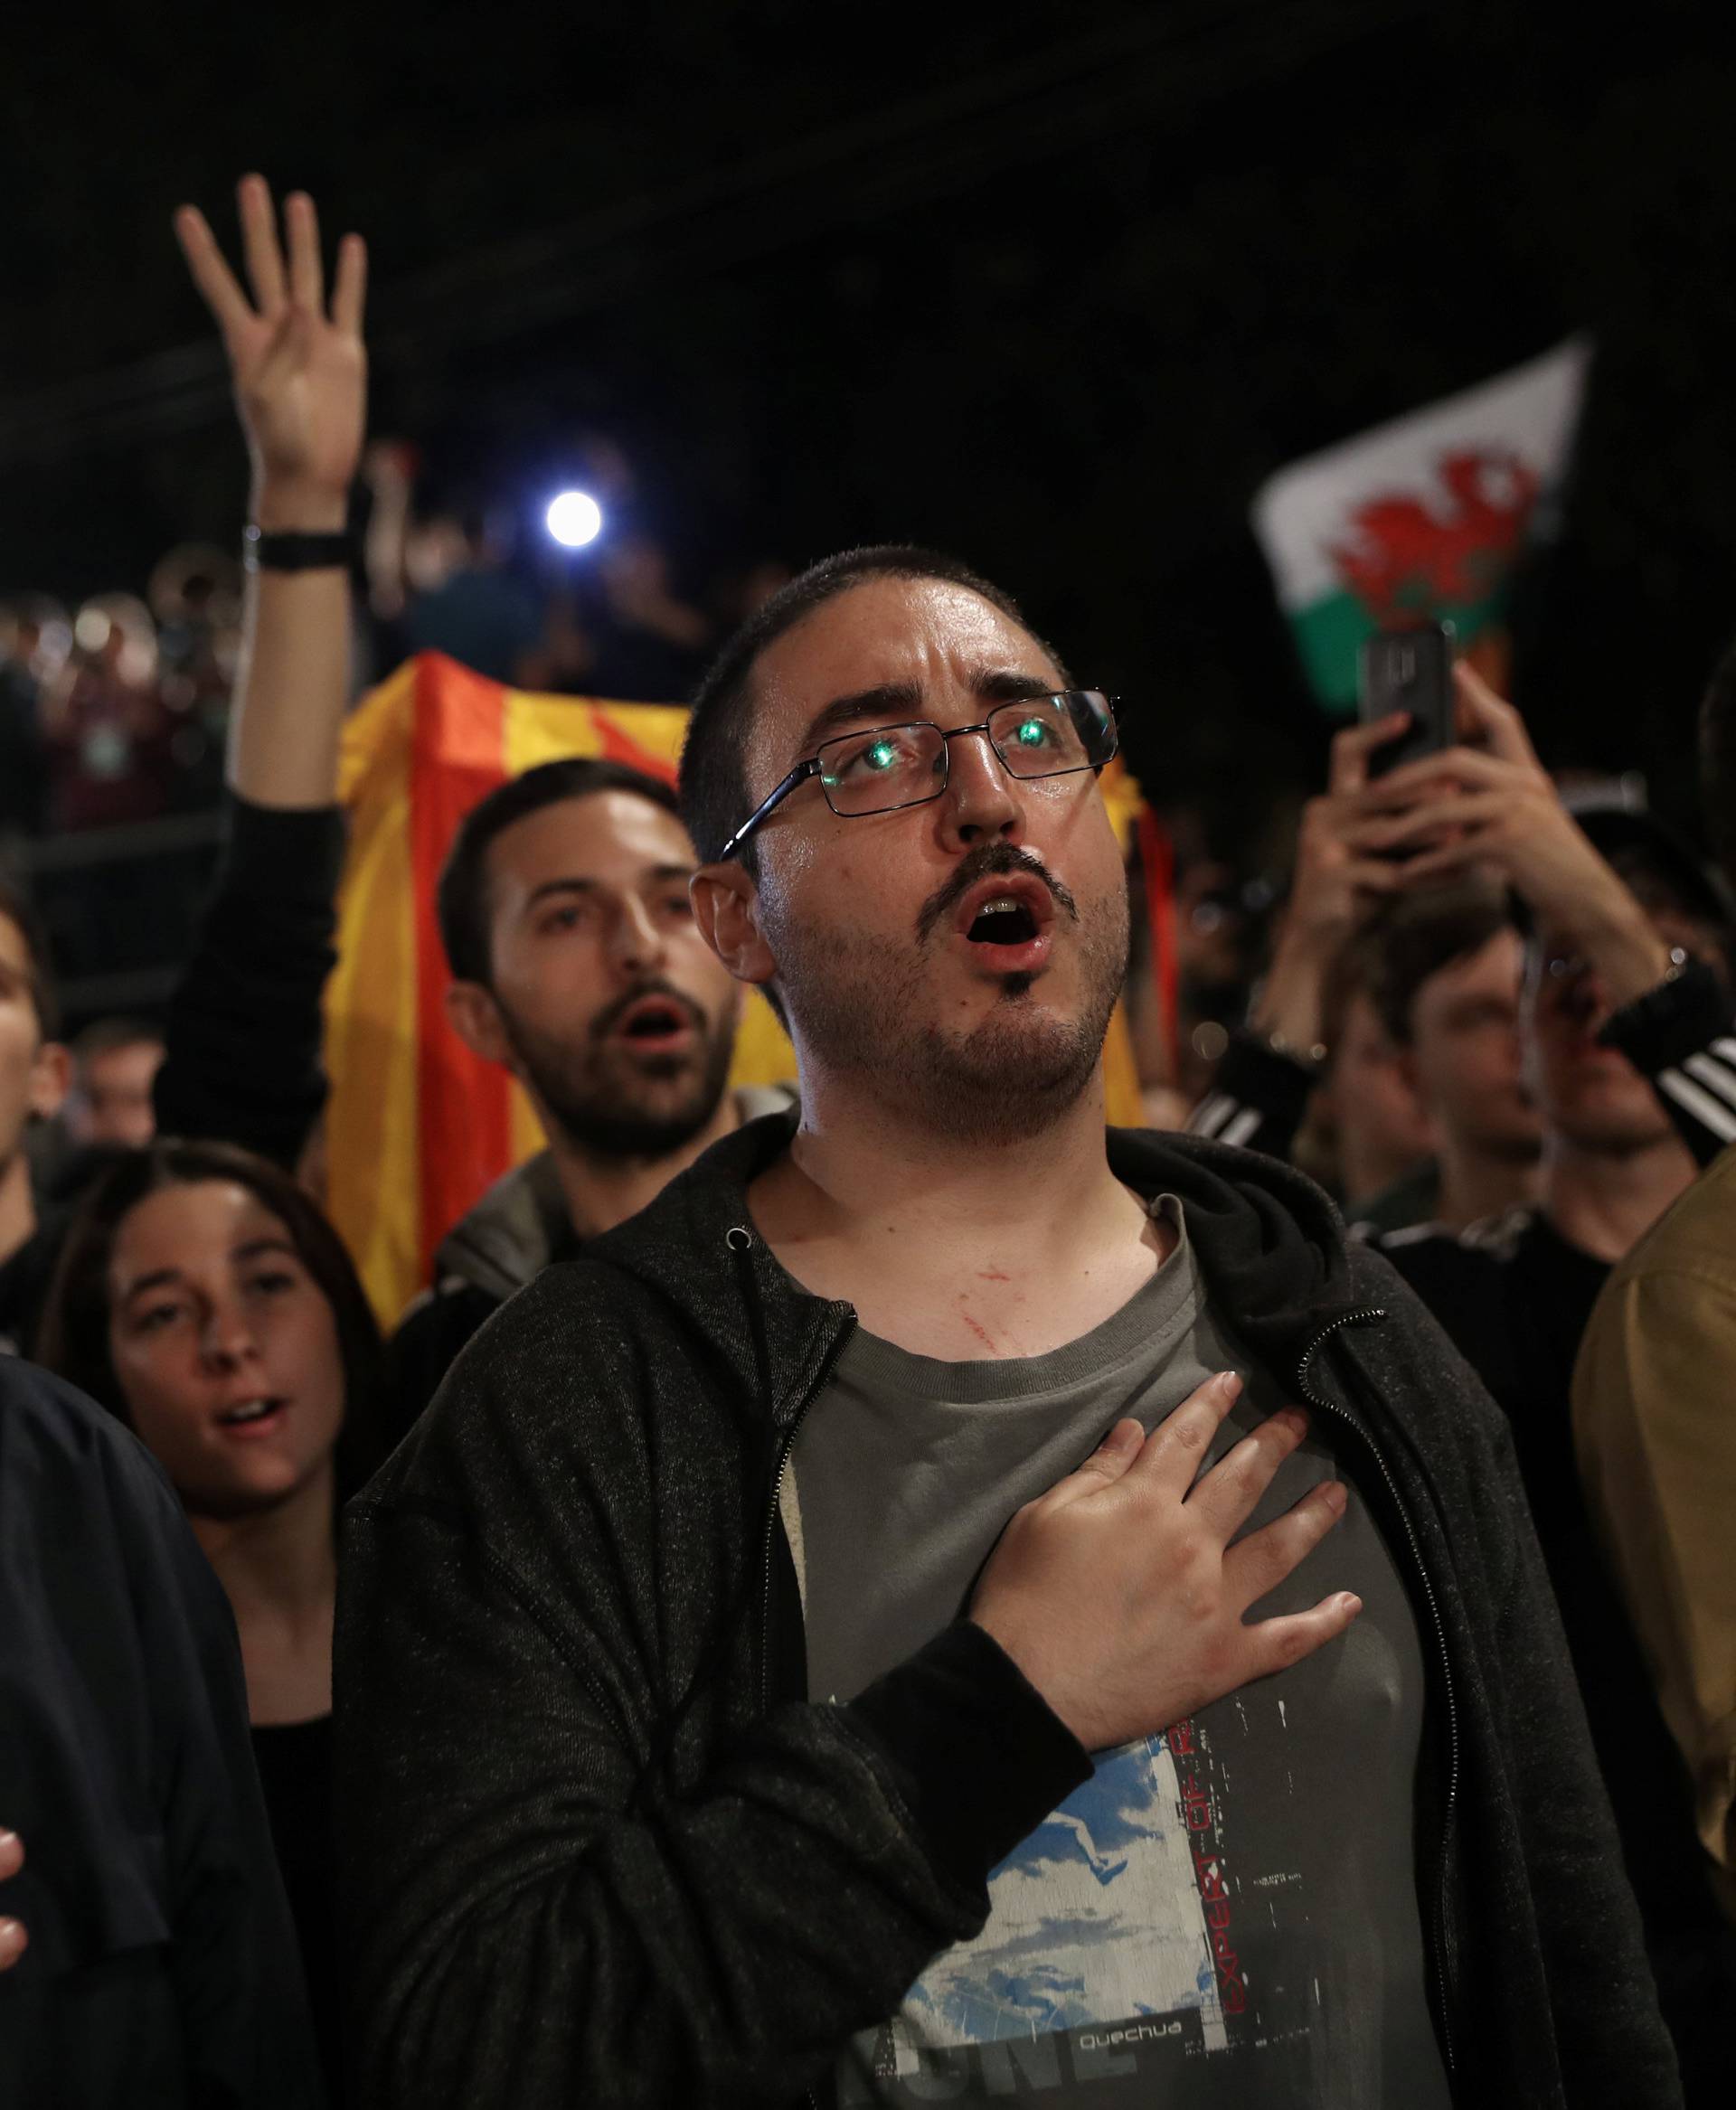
335,1111,1680,2109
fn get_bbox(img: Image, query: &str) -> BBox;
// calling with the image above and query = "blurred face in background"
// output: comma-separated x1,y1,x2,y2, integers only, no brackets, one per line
452,790,741,1159
71,1034,164,1151
1527,900,1722,1153
0,912,65,1182
729,577,1128,1141
1405,929,1542,1161
1317,988,1439,1204
106,1180,345,1521
404,515,472,594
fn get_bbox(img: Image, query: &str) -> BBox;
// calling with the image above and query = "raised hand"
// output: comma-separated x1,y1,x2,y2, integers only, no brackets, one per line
969,1371,1359,1752
1369,664,1673,1005
1244,711,1412,1053
174,174,367,532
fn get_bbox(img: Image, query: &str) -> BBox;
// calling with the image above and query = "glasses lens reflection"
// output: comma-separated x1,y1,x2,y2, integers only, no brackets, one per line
989,696,1094,777
815,693,1115,819
818,724,946,814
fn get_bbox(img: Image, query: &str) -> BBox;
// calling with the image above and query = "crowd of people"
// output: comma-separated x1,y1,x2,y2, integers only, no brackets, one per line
3,175,1734,2109
0,447,784,867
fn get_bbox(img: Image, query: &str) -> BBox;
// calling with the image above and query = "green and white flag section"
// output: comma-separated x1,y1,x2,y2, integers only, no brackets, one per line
1251,338,1590,711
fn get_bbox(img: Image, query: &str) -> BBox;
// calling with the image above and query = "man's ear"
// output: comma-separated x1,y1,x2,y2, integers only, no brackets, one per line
29,1041,70,1122
444,981,514,1068
690,864,778,990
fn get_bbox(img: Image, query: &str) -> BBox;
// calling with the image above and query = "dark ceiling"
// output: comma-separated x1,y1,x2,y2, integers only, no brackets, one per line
4,0,1733,852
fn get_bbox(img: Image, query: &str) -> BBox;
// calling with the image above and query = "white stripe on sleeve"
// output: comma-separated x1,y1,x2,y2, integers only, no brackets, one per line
1684,1050,1736,1111
1220,1107,1264,1150
1190,1094,1235,1139
1657,1067,1736,1144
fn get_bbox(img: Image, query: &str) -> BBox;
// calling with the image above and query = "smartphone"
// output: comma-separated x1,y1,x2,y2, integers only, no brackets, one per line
1357,622,1455,776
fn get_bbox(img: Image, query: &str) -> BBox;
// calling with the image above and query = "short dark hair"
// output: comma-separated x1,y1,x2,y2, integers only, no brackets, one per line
1363,881,1515,1047
1702,635,1736,890
678,544,1070,869
436,757,682,986
35,1137,385,1504
0,876,60,1041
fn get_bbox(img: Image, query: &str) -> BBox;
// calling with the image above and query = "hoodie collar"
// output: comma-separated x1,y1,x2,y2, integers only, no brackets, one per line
591,1107,1368,1428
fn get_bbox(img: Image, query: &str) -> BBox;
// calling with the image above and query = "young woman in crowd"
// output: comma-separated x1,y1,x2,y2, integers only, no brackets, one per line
37,1137,383,2099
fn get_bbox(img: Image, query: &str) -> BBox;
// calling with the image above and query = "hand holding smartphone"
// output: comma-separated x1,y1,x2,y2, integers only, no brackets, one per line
1357,622,1455,775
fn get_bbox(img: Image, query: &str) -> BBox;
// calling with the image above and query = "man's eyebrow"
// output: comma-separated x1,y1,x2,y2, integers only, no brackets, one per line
972,668,1059,705
794,669,1061,754
796,683,925,754
523,867,695,911
523,876,603,911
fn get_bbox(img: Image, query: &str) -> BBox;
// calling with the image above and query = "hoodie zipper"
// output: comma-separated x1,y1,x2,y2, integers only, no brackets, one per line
1296,1307,1459,2080
730,1220,849,2110
729,1222,845,2110
759,1334,853,1713
725,1226,857,1716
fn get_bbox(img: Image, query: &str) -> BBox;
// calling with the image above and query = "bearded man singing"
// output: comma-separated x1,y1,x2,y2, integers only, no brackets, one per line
336,548,1678,2110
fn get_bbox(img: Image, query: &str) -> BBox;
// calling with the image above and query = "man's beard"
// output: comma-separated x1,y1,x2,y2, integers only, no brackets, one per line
765,841,1128,1146
500,980,737,1160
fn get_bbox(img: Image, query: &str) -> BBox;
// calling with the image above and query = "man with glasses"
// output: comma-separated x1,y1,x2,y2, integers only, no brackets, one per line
338,549,1675,2109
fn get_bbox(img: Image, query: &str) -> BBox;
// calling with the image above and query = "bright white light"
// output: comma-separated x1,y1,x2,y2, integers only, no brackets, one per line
545,490,603,547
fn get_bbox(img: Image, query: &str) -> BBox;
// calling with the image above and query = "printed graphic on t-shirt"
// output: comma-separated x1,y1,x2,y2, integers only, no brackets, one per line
838,1714,1315,2105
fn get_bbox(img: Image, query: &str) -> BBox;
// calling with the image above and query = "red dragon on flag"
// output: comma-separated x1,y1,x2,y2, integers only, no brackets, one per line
1326,447,1541,627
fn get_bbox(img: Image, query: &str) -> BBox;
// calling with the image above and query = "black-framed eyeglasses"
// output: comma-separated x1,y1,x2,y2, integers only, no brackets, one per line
717,690,1119,862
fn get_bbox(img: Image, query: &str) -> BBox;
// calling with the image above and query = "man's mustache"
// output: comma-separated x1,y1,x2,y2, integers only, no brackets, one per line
915,843,1080,944
591,979,709,1045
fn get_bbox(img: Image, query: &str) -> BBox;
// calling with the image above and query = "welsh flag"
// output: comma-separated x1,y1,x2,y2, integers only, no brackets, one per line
1251,338,1590,711
326,653,1149,1325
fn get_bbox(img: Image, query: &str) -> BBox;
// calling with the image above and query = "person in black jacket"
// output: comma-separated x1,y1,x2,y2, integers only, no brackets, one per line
0,1356,325,2106
36,1136,385,2098
336,547,1679,2108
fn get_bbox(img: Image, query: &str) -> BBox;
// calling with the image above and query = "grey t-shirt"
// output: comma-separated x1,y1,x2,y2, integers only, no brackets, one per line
789,1198,1452,2108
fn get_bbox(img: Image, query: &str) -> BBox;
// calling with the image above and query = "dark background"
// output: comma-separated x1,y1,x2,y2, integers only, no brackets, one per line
5,0,1733,855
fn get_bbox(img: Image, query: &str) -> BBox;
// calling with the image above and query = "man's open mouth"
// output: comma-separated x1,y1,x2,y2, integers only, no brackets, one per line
952,873,1055,969
611,994,698,1048
966,896,1041,946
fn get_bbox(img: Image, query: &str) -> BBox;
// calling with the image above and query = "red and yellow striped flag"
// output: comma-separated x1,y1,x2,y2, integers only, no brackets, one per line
326,653,1146,1325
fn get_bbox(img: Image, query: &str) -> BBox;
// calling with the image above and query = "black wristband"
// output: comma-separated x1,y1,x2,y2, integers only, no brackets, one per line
242,524,354,573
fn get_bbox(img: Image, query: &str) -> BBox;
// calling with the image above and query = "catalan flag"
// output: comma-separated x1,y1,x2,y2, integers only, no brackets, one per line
326,653,1147,1326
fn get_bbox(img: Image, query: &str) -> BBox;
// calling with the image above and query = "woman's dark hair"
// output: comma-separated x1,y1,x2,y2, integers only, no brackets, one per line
36,1137,386,1505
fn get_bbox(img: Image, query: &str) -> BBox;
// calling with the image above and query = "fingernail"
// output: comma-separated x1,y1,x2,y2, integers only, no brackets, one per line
1217,1370,1242,1399
0,1831,14,1850
1322,1481,1347,1514
1341,1593,1363,1615
0,1918,23,1949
